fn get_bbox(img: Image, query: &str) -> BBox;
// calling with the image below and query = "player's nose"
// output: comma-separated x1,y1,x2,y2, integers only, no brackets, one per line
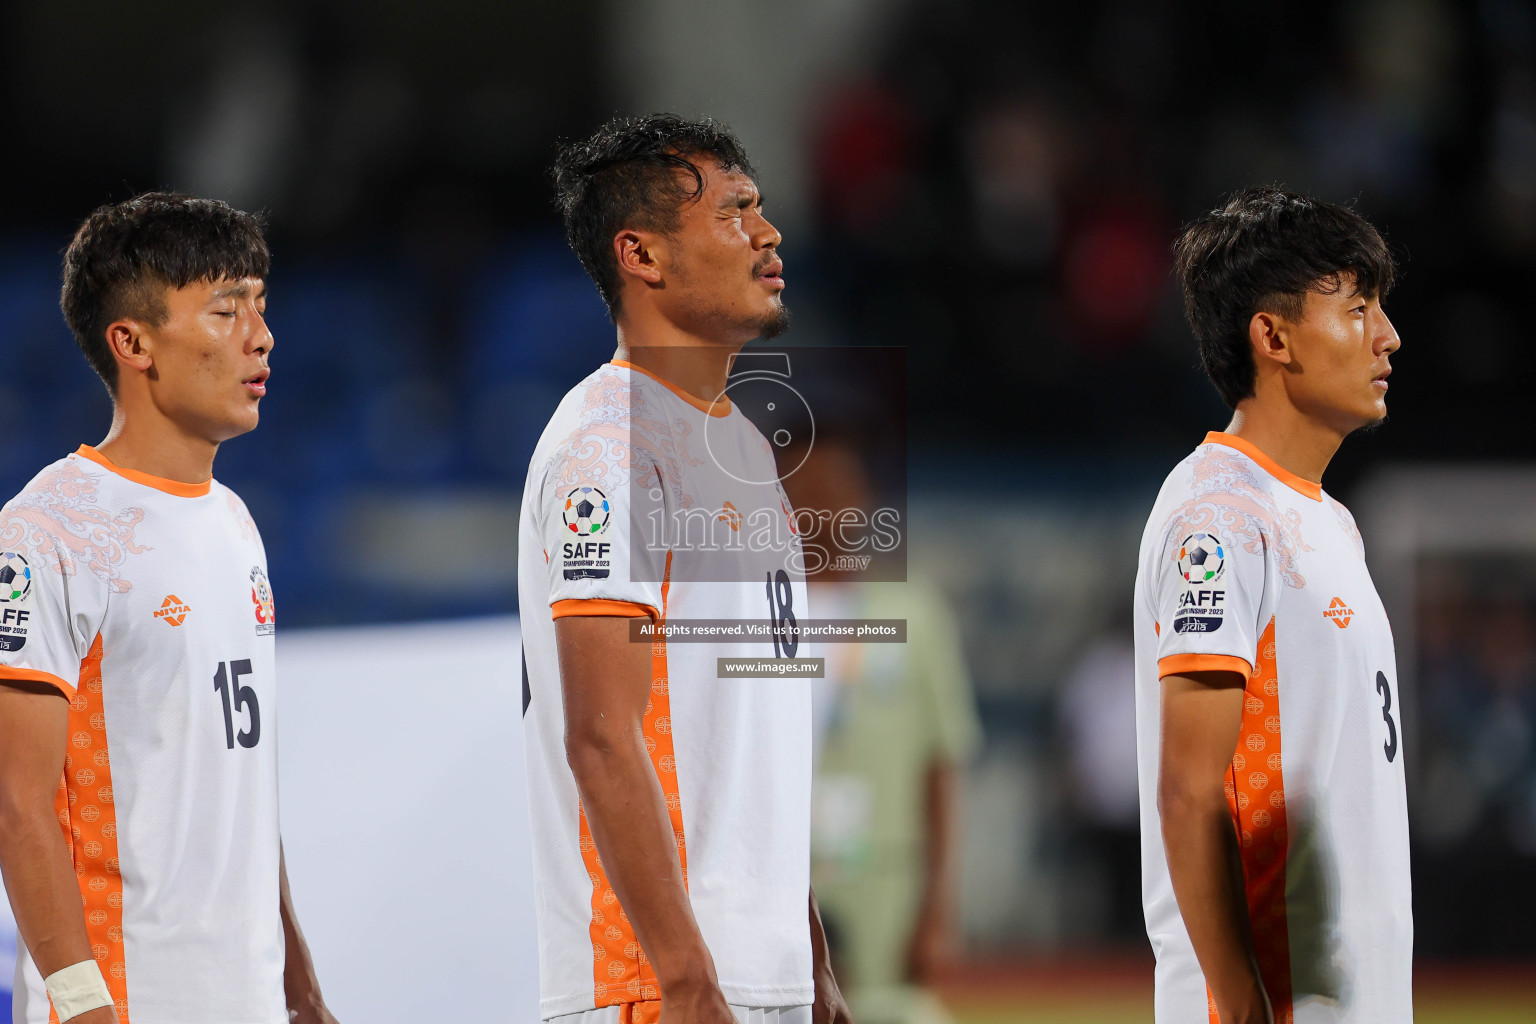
753,209,782,250
1373,307,1400,356
250,319,274,357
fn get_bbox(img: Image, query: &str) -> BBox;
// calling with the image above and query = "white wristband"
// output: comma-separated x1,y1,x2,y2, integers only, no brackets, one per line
44,960,113,1021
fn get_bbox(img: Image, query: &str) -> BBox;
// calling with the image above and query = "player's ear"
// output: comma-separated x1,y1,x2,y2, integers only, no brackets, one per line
614,229,665,288
105,319,155,377
1247,309,1292,368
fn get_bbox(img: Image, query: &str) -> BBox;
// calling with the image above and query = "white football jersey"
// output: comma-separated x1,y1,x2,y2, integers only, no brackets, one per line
1133,433,1412,1024
0,446,285,1024
518,361,814,1019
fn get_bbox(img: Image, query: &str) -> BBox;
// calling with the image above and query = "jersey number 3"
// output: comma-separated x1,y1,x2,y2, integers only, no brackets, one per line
1375,670,1397,763
214,659,262,749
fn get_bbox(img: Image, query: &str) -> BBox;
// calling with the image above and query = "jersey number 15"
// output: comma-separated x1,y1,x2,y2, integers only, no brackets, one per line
214,660,262,749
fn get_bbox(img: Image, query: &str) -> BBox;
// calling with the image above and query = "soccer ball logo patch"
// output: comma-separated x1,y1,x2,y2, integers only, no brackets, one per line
1176,533,1226,585
562,487,611,536
0,552,32,603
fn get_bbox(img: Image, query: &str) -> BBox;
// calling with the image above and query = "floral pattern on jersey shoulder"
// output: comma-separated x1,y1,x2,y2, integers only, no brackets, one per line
1169,445,1311,589
0,461,150,593
1327,495,1365,560
548,367,703,509
224,488,260,543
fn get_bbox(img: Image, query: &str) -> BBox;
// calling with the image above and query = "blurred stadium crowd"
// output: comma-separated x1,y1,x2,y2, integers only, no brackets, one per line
3,0,1536,983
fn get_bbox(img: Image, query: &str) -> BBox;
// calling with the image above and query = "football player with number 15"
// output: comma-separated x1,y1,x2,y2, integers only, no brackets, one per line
0,194,336,1024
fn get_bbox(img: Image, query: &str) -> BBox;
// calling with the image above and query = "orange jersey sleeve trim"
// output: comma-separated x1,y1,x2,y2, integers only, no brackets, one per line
608,360,732,418
0,665,76,697
1158,653,1253,679
75,445,212,498
551,598,659,620
1202,432,1322,502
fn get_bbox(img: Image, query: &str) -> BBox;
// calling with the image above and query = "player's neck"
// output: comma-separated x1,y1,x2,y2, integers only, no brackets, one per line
1222,401,1342,486
613,318,741,403
94,405,218,487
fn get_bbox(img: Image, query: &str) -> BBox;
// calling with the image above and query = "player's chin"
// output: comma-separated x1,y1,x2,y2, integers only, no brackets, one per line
221,404,262,439
1352,398,1390,434
758,298,792,340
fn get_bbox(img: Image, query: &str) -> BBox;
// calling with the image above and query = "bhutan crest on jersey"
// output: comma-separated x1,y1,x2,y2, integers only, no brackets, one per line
250,566,276,636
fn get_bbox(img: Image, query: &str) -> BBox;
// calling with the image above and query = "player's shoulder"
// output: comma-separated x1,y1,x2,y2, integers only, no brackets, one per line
1323,491,1366,557
529,363,668,480
1,452,134,594
1154,437,1287,511
1145,437,1293,555
2,451,114,539
211,480,264,545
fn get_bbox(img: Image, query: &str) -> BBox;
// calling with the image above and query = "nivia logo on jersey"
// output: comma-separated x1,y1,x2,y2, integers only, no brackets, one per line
1173,532,1228,634
561,486,613,581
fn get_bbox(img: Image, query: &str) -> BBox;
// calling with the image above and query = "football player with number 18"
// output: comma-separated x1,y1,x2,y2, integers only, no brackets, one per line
517,115,851,1024
1133,188,1410,1024
0,194,336,1024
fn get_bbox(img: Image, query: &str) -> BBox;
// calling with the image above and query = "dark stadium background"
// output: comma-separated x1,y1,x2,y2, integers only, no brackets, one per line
3,1,1534,1020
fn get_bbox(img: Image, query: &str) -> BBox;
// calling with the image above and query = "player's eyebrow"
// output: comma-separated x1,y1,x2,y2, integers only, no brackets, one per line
719,189,762,210
211,280,265,300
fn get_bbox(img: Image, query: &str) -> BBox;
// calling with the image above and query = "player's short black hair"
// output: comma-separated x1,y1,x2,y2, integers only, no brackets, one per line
1173,186,1397,409
552,113,756,320
60,192,270,395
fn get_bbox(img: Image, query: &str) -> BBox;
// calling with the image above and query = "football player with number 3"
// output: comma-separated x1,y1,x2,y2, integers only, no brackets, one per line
0,195,336,1024
1133,188,1410,1024
517,115,851,1024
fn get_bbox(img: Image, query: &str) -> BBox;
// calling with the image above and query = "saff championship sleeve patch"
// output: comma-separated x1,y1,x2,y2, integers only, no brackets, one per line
1172,531,1227,633
0,551,34,651
559,486,614,581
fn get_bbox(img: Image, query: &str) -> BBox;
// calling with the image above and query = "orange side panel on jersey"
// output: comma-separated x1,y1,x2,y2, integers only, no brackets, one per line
1206,617,1293,1024
49,634,129,1024
579,550,684,1012
618,1000,663,1024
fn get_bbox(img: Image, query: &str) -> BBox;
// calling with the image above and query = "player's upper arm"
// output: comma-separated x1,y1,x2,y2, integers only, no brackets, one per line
1157,670,1247,812
555,616,653,758
0,678,70,825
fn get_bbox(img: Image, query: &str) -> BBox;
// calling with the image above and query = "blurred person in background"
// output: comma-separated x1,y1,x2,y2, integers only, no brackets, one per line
1135,187,1407,1024
1059,610,1142,945
785,433,981,1024
518,115,850,1024
1415,583,1536,954
0,194,335,1024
